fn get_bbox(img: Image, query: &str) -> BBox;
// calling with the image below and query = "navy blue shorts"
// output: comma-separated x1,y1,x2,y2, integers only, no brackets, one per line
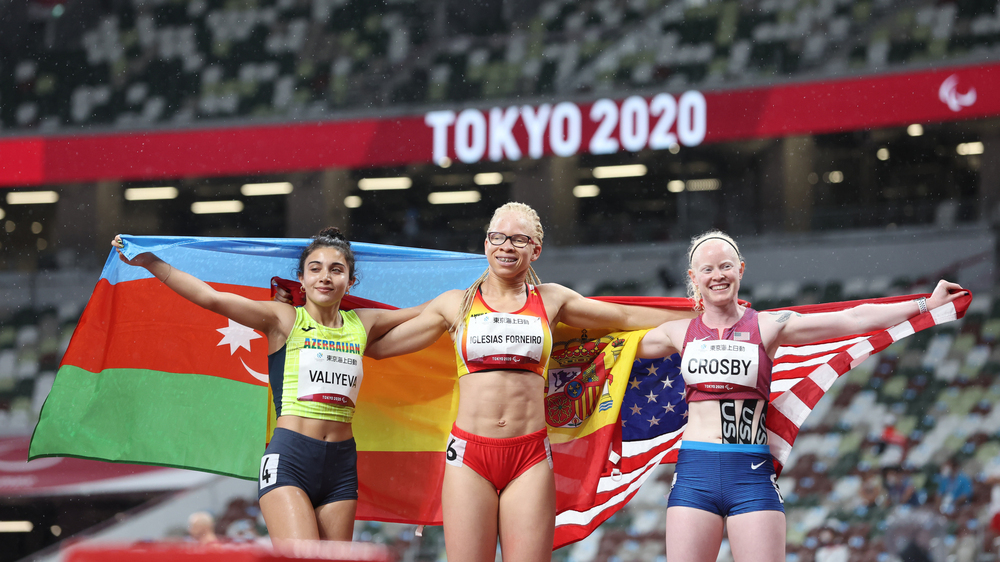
257,427,359,506
667,441,784,517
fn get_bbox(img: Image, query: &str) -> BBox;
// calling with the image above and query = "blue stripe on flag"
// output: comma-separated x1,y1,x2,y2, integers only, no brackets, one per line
107,235,488,308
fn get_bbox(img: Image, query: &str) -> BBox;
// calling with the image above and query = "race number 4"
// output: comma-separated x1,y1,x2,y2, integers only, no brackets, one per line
259,454,280,489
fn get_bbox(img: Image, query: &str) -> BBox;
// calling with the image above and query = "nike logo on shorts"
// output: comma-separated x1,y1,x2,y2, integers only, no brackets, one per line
751,460,766,470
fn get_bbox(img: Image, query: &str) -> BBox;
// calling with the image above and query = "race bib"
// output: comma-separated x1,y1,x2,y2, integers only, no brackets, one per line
297,347,364,406
466,312,545,365
681,340,759,393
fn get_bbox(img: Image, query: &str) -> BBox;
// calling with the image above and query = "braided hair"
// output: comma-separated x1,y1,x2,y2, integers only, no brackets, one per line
449,202,543,334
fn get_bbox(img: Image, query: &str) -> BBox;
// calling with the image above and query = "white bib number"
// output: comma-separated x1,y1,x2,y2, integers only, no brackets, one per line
681,341,759,393
466,312,544,365
297,348,364,406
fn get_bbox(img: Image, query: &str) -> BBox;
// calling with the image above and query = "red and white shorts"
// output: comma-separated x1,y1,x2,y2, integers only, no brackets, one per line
445,424,552,492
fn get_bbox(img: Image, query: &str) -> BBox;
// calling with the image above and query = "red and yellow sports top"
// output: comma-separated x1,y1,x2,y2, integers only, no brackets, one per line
455,285,553,379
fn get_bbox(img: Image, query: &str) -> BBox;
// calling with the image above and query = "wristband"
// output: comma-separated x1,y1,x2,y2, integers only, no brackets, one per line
916,297,927,314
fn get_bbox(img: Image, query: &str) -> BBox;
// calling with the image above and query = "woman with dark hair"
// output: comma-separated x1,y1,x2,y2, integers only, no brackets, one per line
636,230,967,562
113,228,420,545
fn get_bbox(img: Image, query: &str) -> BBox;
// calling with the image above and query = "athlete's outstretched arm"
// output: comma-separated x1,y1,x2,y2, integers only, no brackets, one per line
356,301,431,347
364,291,461,359
113,237,288,339
767,279,967,348
548,283,696,331
636,322,684,359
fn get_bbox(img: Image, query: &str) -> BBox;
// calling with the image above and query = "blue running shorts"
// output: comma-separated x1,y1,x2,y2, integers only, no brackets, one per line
257,427,359,506
667,441,784,516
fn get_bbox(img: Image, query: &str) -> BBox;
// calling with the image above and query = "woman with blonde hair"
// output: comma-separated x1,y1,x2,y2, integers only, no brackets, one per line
637,230,967,562
366,202,691,561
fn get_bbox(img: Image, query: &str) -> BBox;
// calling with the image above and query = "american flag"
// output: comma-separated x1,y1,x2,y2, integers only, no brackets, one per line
551,292,972,549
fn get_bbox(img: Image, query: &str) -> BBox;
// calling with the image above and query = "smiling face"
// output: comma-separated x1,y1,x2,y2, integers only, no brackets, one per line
485,211,541,278
298,247,354,306
688,239,744,308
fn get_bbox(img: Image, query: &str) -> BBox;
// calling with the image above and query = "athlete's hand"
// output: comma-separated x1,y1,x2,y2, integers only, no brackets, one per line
273,285,294,304
112,235,157,267
927,279,969,310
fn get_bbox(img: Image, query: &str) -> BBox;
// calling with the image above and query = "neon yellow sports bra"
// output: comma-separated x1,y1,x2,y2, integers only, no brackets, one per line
267,307,367,423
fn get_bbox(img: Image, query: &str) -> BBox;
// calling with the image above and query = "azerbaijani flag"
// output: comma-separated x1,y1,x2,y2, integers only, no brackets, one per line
28,235,487,524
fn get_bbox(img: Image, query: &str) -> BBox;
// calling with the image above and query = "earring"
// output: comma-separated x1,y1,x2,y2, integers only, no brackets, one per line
299,285,306,293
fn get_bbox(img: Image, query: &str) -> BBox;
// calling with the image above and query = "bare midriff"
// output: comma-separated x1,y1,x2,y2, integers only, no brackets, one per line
276,415,354,442
455,369,547,438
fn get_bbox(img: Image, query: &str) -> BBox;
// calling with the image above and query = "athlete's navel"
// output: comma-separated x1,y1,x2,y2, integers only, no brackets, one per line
497,419,507,427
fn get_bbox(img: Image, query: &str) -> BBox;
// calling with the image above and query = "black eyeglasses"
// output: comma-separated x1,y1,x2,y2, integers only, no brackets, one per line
487,232,533,248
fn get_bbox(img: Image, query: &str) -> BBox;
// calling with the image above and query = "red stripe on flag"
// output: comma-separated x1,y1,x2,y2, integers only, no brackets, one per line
356,451,445,524
911,313,937,333
790,377,825,410
64,279,269,385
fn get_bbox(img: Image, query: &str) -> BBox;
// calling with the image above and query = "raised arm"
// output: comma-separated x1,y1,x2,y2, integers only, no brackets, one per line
635,320,687,359
355,300,431,345
546,283,696,331
114,238,290,343
764,279,968,351
364,291,461,359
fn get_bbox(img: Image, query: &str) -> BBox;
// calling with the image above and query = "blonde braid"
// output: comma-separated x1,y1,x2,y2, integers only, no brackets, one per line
450,268,490,334
527,265,542,286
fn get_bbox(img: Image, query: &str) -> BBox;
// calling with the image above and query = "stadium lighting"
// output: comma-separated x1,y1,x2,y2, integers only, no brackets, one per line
0,521,33,533
877,148,890,161
191,200,244,214
344,195,362,208
573,185,600,198
957,142,984,156
686,178,721,191
358,177,412,191
592,164,647,179
907,124,924,137
667,180,685,193
473,172,504,185
6,191,59,205
241,182,293,196
826,171,844,184
124,187,178,201
0,208,4,220
428,190,481,205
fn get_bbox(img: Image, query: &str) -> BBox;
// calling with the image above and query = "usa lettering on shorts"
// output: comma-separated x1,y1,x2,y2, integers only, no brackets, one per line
446,434,468,467
681,341,759,393
260,454,280,489
466,312,544,363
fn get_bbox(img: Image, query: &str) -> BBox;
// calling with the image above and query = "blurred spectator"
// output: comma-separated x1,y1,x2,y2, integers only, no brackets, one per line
187,511,220,544
934,458,973,513
883,466,919,507
858,468,886,508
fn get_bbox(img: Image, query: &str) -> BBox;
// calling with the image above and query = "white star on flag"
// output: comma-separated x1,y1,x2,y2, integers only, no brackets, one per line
217,319,262,354
661,376,674,389
645,390,658,403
